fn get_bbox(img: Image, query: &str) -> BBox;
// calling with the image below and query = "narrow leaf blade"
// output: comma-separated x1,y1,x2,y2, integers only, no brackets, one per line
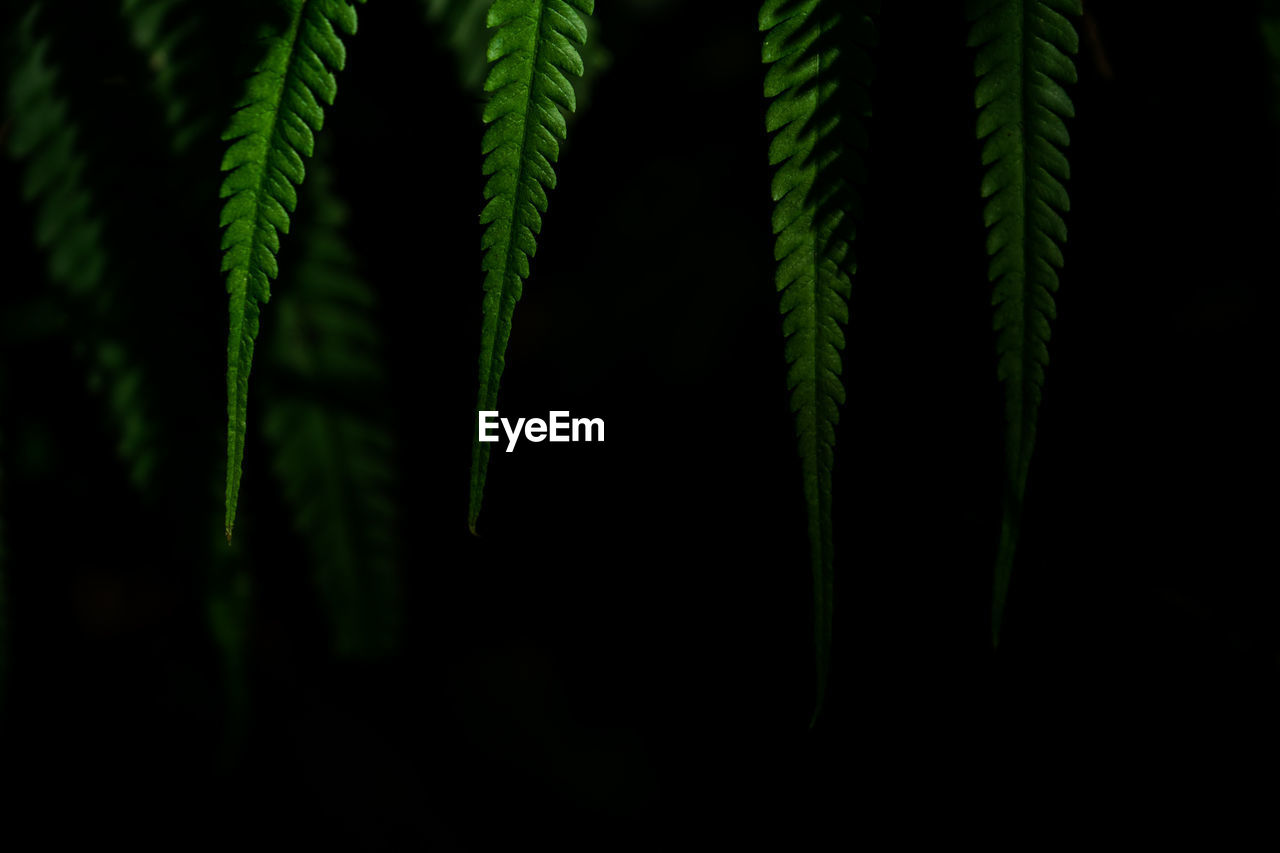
220,0,365,542
469,0,596,534
967,0,1080,644
760,0,877,720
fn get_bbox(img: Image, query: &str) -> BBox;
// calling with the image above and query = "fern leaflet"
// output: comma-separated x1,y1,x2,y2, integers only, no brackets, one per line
221,0,364,543
967,0,1080,643
469,0,595,534
761,0,875,721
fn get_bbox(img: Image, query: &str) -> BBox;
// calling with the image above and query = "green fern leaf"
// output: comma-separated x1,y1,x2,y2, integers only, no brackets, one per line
221,0,365,543
761,0,876,721
469,0,595,534
263,155,400,660
967,0,1080,644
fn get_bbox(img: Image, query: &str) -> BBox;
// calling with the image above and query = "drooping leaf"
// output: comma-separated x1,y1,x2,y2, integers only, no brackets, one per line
967,0,1080,644
761,0,876,722
221,0,365,543
263,153,401,660
469,0,596,534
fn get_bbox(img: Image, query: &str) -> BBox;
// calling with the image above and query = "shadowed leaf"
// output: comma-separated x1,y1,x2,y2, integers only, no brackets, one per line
967,0,1080,644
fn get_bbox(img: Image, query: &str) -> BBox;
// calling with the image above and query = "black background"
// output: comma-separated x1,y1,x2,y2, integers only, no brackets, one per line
1,0,1276,845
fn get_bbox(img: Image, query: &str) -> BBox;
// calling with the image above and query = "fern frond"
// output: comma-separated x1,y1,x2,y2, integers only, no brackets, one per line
122,0,199,151
221,0,365,543
263,156,400,660
761,0,875,722
469,0,596,534
967,0,1080,644
6,5,159,489
6,15,103,297
426,0,609,115
121,0,228,155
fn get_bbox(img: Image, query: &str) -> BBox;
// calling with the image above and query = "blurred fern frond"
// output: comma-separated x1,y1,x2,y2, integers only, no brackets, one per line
760,0,877,721
263,155,400,660
122,0,211,154
5,4,160,490
967,0,1080,643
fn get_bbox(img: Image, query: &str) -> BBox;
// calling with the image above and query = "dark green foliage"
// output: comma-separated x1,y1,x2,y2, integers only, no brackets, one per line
5,5,159,490
6,10,103,298
123,0,260,161
966,0,1080,643
760,0,876,720
469,0,596,534
5,2,1278,836
263,155,400,660
221,0,366,542
121,0,268,739
425,0,494,95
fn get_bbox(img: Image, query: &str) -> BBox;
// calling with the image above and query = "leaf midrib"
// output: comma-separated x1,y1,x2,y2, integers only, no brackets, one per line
808,33,829,570
1014,0,1033,488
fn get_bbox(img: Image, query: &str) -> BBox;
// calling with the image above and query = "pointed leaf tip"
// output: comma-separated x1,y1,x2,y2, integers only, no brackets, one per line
220,0,363,548
471,0,595,530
